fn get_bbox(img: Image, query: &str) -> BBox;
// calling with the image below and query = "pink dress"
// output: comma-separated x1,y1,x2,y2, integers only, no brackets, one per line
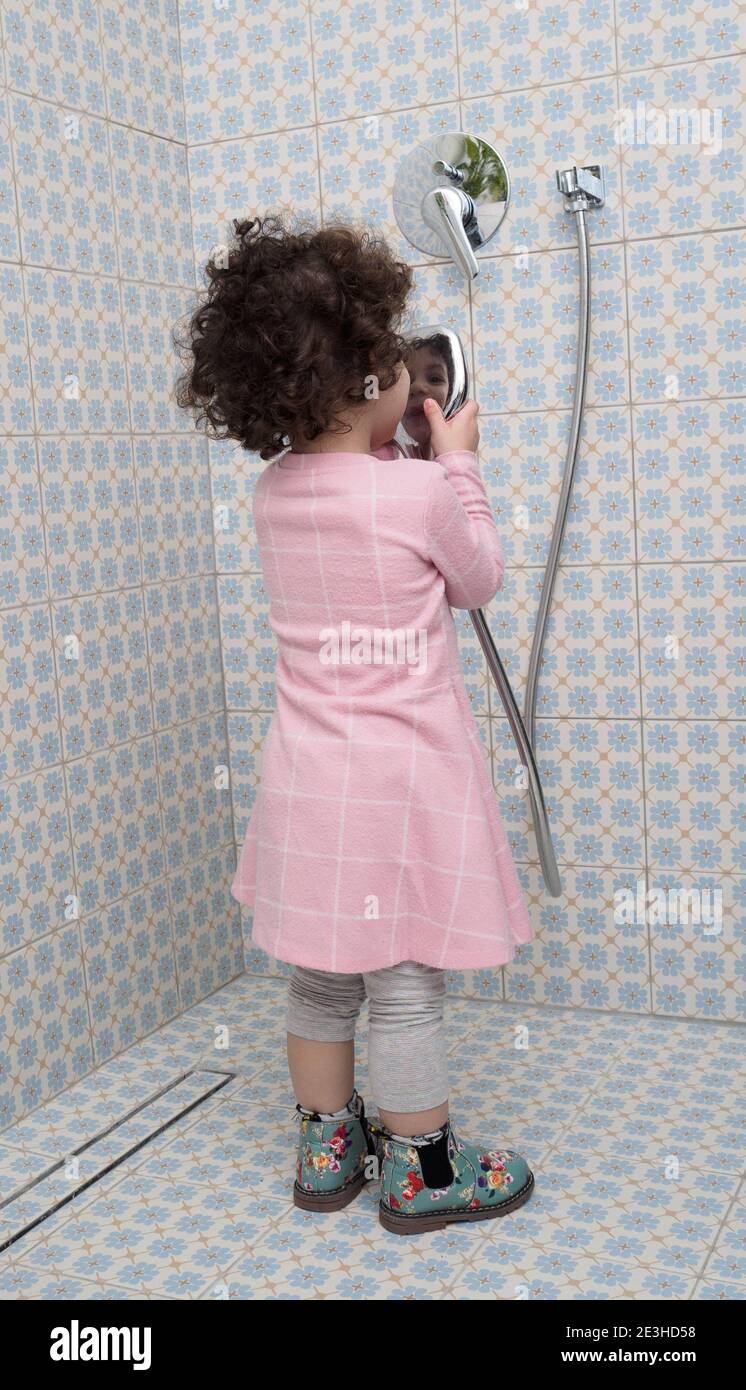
230,444,533,973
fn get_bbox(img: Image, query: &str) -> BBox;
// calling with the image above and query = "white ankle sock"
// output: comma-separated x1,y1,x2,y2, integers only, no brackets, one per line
387,1124,448,1145
301,1091,357,1122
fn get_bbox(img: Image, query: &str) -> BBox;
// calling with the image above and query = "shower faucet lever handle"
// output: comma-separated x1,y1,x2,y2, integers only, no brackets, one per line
422,185,479,281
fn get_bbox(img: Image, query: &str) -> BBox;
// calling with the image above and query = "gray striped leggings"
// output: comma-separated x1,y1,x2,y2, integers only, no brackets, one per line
286,959,449,1112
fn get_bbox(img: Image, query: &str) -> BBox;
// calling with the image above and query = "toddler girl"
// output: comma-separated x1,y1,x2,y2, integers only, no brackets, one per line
175,214,534,1235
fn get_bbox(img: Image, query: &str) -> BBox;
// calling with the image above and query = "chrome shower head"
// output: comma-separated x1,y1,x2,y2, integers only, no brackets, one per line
395,322,469,453
404,322,468,417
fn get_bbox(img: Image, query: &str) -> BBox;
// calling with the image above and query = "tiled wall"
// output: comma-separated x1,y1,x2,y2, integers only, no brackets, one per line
0,0,244,1132
1,0,743,1133
190,0,745,1021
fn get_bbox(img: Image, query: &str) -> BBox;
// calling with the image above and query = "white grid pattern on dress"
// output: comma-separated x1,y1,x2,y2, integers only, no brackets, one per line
234,446,530,971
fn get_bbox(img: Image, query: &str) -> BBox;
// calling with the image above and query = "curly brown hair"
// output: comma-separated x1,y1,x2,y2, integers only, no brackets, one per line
173,214,414,460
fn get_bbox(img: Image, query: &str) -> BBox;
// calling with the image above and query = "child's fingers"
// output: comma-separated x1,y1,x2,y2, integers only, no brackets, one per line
452,399,478,421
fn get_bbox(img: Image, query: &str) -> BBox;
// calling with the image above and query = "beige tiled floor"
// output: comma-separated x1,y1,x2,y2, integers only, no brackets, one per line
0,974,744,1300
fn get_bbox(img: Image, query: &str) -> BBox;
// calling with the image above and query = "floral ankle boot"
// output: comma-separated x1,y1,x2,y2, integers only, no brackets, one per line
293,1087,379,1212
378,1115,535,1235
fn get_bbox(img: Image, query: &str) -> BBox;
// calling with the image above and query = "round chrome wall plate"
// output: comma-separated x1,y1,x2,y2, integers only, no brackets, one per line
393,132,510,260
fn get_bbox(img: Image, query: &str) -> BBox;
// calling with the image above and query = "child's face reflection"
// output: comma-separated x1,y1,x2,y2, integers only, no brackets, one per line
402,347,450,449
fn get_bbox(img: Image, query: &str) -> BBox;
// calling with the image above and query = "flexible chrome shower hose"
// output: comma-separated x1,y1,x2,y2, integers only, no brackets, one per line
524,208,592,750
466,206,593,898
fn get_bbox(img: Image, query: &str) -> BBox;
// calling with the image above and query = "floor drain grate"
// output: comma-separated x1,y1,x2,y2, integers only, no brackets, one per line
0,1068,236,1255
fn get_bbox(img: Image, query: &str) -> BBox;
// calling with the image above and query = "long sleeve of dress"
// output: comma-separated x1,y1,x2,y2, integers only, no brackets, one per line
424,449,505,609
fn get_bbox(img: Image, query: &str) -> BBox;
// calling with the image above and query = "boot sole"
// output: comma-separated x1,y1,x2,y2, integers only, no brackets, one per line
378,1167,535,1235
293,1167,367,1213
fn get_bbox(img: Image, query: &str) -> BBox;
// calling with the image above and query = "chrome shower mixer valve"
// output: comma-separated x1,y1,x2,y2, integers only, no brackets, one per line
393,131,510,280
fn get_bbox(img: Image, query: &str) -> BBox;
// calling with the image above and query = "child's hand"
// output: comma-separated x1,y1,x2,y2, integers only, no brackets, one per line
422,397,480,457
